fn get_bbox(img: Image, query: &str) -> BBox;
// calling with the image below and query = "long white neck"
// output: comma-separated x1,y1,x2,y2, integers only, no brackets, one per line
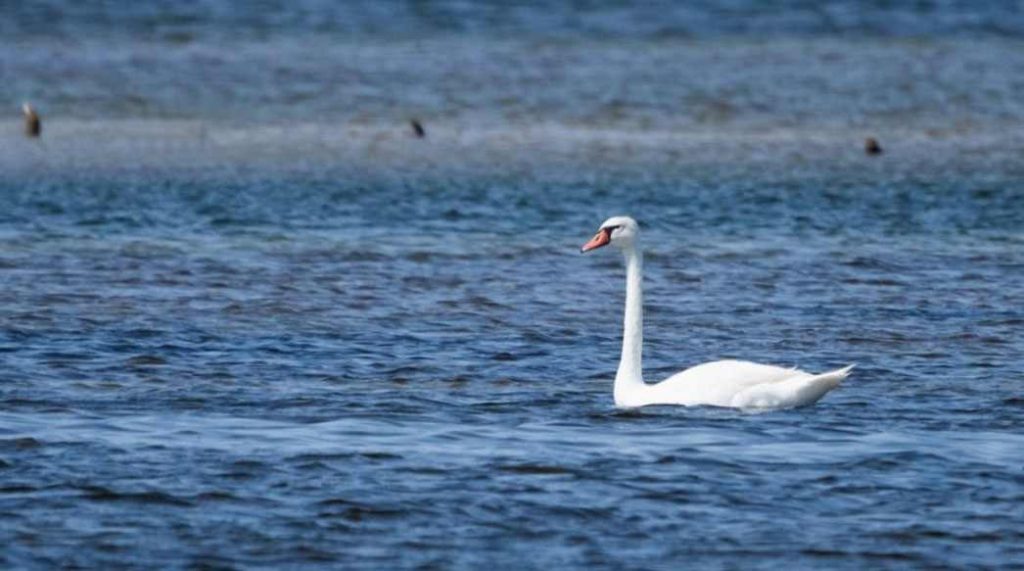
615,241,647,406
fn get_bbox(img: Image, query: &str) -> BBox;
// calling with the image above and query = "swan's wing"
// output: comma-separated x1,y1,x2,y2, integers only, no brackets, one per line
730,365,853,410
652,360,810,407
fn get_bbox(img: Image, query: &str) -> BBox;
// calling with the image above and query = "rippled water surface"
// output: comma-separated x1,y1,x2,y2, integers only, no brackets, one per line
3,1,1024,569
3,155,1022,569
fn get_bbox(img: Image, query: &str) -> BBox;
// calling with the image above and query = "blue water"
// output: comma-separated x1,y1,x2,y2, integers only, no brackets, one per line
3,1,1024,569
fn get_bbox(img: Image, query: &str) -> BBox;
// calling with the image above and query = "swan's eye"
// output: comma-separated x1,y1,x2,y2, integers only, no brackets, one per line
604,225,621,235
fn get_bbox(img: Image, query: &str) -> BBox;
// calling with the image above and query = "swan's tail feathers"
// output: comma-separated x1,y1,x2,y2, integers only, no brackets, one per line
789,365,853,407
732,365,854,410
828,364,856,381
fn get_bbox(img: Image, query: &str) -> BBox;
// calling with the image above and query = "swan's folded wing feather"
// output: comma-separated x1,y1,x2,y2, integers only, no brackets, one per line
654,360,810,407
730,365,853,409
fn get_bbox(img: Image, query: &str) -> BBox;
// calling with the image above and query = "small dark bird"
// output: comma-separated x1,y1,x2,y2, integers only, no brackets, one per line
864,137,882,155
410,119,425,138
23,103,41,137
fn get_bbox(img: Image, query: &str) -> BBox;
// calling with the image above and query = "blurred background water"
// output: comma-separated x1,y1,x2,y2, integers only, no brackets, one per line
2,1,1023,569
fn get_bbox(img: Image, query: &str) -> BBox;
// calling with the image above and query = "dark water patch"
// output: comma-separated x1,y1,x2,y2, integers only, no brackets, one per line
360,451,402,461
841,277,906,287
127,355,168,366
316,498,407,522
77,485,194,507
0,437,44,451
496,463,575,476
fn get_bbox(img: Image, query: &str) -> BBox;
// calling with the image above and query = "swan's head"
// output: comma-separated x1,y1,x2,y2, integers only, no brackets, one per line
22,103,34,116
580,215,639,253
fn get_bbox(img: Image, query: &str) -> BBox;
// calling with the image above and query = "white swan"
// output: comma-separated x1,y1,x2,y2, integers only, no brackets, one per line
581,216,852,409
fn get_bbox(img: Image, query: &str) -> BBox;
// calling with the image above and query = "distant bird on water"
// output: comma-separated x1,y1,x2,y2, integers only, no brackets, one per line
864,137,882,155
23,103,41,137
410,119,425,138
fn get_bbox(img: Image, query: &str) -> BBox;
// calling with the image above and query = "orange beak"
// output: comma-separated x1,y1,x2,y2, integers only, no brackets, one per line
580,228,611,253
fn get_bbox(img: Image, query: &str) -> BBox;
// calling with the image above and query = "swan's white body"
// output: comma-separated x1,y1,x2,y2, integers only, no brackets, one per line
583,216,851,410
